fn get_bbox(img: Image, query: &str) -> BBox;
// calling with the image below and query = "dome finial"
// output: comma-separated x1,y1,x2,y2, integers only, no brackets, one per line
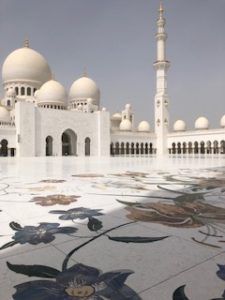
159,0,164,16
82,67,88,77
24,37,30,48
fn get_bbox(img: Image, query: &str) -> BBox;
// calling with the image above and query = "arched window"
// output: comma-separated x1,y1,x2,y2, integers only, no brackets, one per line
131,143,135,155
126,142,129,155
45,136,53,156
27,87,31,96
140,143,144,155
188,142,192,154
21,87,25,96
194,142,198,154
172,143,176,154
150,143,153,154
121,142,125,155
15,87,19,95
177,142,181,154
85,137,91,156
115,142,119,155
213,141,219,154
221,141,225,154
7,100,10,107
110,143,114,156
200,141,205,154
145,143,148,155
136,143,139,155
206,141,211,154
183,142,187,154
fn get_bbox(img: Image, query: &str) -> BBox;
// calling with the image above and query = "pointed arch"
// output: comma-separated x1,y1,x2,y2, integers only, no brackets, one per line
121,142,125,155
62,129,77,156
221,140,225,154
46,136,53,156
85,137,91,156
194,141,198,154
200,141,205,154
115,142,119,155
126,142,130,155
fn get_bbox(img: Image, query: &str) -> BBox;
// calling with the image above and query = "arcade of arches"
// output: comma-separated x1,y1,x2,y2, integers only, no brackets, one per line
110,142,155,156
169,140,225,155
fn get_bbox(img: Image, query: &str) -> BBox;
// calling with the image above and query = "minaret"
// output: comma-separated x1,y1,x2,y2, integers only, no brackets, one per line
153,1,170,155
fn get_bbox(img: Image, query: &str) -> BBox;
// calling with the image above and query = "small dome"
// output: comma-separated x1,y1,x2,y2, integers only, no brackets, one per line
173,120,186,131
0,107,10,122
69,75,100,106
125,103,132,110
34,89,40,99
138,121,150,132
2,47,52,85
119,119,132,131
87,98,94,105
195,116,209,130
220,115,225,128
111,113,122,120
37,80,66,106
5,88,16,97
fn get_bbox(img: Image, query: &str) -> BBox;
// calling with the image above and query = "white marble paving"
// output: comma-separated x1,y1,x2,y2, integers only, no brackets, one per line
0,156,225,299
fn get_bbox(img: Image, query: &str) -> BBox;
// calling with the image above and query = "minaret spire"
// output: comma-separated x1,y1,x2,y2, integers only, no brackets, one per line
159,1,164,16
153,1,170,155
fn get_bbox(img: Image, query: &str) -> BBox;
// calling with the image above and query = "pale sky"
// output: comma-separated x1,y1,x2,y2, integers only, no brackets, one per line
0,0,225,129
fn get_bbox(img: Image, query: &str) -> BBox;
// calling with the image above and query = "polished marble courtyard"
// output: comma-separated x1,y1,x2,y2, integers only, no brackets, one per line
0,156,225,299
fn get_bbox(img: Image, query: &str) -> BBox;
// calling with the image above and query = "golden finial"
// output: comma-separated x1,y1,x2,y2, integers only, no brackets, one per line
24,37,30,48
82,67,88,77
159,1,164,13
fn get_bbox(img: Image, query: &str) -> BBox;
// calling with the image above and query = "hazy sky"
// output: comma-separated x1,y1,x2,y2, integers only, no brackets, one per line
0,0,225,129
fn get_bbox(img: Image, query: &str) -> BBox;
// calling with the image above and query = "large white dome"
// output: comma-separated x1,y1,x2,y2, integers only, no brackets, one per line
195,116,209,130
138,121,150,132
37,80,67,106
220,115,225,128
69,75,100,105
173,120,186,131
2,47,52,85
119,119,132,131
0,106,10,122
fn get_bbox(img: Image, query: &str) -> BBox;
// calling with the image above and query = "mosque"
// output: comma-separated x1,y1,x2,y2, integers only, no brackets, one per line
0,3,224,157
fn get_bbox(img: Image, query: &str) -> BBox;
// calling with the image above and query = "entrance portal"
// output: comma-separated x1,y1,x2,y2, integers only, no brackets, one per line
62,129,77,156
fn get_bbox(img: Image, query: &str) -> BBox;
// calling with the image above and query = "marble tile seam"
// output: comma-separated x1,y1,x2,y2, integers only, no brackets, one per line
0,235,84,260
137,249,225,295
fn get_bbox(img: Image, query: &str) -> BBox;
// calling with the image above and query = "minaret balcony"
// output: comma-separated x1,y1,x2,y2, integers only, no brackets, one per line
155,32,168,40
153,60,170,70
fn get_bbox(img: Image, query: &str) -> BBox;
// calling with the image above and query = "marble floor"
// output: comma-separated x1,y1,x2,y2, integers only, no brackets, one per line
0,156,225,300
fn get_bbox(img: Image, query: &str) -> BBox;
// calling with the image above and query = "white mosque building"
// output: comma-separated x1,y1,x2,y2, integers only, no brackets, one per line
0,3,224,158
